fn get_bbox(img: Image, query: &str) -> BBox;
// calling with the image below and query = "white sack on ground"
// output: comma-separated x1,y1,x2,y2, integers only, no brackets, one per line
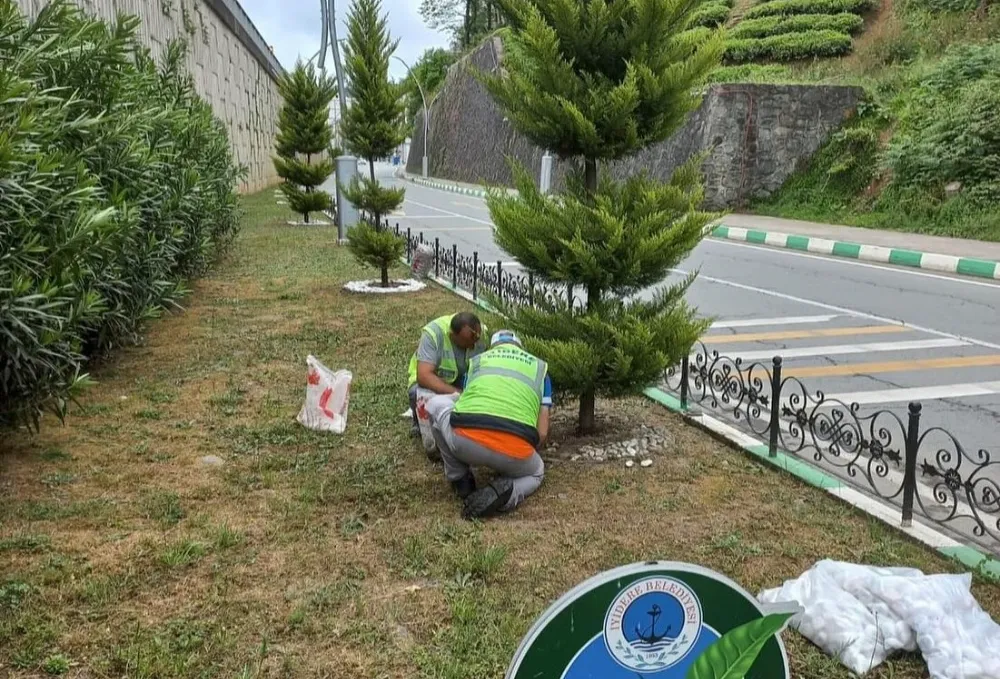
296,356,352,434
759,560,1000,678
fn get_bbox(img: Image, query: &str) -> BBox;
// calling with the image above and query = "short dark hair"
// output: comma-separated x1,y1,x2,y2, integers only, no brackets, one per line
451,312,481,334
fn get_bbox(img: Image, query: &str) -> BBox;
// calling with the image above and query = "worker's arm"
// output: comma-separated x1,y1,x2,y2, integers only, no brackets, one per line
537,374,553,447
537,406,551,447
416,361,460,395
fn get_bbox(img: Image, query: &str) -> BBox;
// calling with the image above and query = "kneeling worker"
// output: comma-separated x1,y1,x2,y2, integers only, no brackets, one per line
425,330,551,519
407,312,487,439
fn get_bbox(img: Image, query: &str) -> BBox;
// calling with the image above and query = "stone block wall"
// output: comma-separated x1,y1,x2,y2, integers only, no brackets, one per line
16,0,283,193
408,37,864,209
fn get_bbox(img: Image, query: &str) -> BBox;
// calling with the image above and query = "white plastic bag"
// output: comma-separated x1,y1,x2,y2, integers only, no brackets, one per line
411,243,434,280
878,573,1000,679
414,388,459,458
296,355,352,433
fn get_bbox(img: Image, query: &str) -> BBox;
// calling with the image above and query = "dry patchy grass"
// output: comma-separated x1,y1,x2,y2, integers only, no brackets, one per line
1,190,998,678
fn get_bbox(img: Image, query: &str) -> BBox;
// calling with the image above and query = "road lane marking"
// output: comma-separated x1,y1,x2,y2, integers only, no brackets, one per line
783,354,1000,378
705,239,1000,290
403,198,494,226
393,215,457,219
705,325,908,344
729,338,968,361
710,315,839,328
822,381,1000,406
669,269,1000,351
404,226,493,232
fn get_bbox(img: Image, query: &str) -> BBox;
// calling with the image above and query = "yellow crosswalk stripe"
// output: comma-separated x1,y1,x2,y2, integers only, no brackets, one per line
785,354,1000,378
704,325,909,344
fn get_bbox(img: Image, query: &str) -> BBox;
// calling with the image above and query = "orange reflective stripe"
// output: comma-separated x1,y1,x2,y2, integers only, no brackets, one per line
454,428,535,459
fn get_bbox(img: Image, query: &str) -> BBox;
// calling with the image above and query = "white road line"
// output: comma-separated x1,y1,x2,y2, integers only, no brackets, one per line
705,239,1000,290
670,268,1000,351
710,315,839,328
393,215,459,219
403,198,495,226
406,226,493,232
822,381,1000,406
727,338,968,362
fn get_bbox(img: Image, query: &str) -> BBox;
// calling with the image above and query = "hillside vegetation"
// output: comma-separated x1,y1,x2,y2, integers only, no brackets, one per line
711,0,1000,241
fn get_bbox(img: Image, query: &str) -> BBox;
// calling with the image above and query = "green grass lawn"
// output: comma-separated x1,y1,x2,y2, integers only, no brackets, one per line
2,189,998,678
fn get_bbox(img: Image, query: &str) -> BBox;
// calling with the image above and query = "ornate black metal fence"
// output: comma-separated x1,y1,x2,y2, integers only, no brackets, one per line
665,341,1000,552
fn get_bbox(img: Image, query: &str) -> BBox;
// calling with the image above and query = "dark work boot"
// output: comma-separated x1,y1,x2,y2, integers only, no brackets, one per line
462,477,514,520
450,472,476,500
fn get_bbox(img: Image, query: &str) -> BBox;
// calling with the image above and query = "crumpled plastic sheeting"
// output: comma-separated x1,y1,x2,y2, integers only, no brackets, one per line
759,560,1000,678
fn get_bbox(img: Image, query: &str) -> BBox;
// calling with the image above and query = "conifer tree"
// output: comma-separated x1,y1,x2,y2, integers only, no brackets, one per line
342,0,407,287
274,62,338,224
481,0,725,433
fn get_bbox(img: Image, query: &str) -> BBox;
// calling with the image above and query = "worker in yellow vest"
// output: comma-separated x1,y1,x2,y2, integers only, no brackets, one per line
407,312,488,451
424,330,551,519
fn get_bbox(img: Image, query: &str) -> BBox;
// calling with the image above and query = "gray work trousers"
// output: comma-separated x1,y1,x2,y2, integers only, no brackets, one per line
424,395,544,512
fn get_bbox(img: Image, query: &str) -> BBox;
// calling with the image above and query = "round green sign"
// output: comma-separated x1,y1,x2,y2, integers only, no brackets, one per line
506,561,800,679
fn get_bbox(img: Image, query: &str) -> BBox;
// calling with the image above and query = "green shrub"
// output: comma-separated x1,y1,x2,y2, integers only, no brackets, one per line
346,222,406,289
0,2,244,430
725,29,854,62
729,12,864,38
743,0,876,19
689,2,731,27
708,63,795,82
888,44,1000,203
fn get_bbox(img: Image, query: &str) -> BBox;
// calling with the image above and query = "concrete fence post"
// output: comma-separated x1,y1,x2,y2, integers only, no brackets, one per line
335,155,359,240
540,151,553,194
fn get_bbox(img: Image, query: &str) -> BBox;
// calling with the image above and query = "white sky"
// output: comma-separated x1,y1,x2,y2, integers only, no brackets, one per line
240,0,451,80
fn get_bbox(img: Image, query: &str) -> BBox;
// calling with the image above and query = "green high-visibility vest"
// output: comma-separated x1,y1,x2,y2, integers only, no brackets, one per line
407,315,487,388
452,345,547,436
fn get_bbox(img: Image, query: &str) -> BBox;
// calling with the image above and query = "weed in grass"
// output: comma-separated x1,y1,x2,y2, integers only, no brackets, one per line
106,618,225,677
39,448,72,462
445,540,508,584
711,531,764,557
1,581,32,611
135,408,162,421
4,499,110,522
79,573,133,607
340,512,367,538
0,534,51,552
41,471,76,487
141,387,177,404
212,524,243,550
209,382,248,417
142,490,185,527
604,476,624,494
399,534,432,577
159,540,207,568
76,403,113,417
42,653,70,675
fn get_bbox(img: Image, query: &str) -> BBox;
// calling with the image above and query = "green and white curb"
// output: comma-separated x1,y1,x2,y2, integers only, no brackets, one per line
713,225,1000,281
644,386,1000,581
402,173,489,198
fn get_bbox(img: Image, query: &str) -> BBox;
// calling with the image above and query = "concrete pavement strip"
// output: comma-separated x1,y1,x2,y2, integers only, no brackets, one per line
397,172,1000,282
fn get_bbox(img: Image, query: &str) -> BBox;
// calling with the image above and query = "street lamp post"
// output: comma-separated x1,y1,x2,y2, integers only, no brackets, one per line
393,55,430,179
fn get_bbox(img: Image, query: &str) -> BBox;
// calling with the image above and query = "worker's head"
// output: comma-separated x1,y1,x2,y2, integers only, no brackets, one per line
449,312,482,350
490,330,522,348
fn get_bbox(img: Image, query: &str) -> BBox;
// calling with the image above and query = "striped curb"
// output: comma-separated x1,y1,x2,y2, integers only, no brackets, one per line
713,225,1000,281
412,263,1000,579
399,172,489,198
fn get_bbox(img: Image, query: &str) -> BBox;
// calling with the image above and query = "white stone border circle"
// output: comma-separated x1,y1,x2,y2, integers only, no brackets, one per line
343,279,427,294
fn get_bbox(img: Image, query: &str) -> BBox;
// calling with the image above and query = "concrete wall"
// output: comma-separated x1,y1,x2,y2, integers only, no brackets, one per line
408,37,864,209
16,0,283,193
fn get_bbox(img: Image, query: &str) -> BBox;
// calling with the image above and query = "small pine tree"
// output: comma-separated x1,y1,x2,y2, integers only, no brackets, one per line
274,62,338,224
342,0,407,286
480,0,725,433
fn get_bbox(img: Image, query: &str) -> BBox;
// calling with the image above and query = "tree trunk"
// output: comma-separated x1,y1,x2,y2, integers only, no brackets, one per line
368,155,379,227
578,388,596,435
976,0,991,17
580,156,600,432
381,263,390,288
464,0,472,47
487,0,493,30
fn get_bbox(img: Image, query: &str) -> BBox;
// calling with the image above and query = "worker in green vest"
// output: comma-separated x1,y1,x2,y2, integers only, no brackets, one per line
424,330,551,519
407,312,487,450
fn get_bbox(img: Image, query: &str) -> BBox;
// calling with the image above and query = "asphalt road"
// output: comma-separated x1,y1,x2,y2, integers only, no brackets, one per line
363,167,1000,512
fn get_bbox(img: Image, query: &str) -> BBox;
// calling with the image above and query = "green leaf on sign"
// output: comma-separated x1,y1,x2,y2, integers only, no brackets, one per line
685,612,794,679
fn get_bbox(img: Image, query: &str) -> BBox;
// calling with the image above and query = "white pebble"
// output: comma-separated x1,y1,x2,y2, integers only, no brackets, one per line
625,460,635,468
640,459,653,468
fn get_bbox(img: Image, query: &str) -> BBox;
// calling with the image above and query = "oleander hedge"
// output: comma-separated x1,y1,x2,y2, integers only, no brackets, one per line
0,1,245,429
729,12,865,38
743,0,876,19
689,1,732,28
725,28,854,62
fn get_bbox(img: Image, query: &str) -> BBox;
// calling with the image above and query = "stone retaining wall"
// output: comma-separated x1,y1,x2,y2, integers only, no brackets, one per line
407,37,863,209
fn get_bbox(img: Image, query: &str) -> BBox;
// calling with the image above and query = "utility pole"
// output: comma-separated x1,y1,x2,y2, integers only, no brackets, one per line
393,56,430,179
